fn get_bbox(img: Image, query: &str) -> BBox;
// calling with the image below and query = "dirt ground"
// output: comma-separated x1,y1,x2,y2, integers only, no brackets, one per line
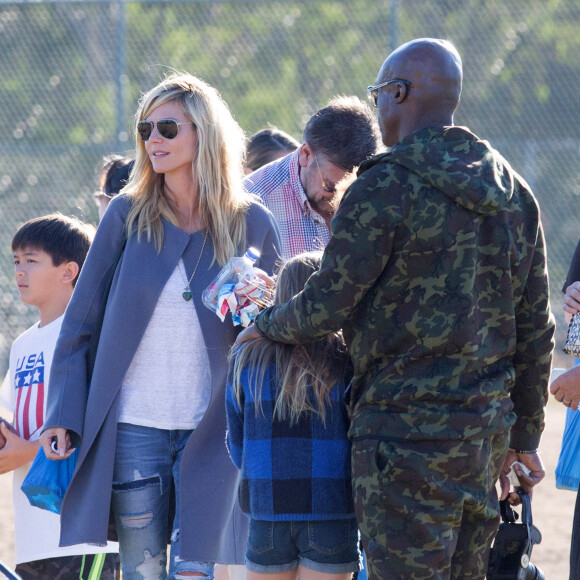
0,399,574,577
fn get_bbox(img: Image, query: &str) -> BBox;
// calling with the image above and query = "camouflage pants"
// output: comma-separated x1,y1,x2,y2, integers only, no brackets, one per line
15,553,119,580
352,434,508,580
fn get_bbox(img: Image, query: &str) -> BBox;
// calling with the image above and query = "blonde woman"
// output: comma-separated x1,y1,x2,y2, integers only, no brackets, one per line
40,73,281,579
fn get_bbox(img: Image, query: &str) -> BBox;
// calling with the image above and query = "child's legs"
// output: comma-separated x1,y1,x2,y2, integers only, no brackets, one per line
213,564,230,580
214,565,245,580
297,566,353,580
112,423,173,579
168,428,214,579
246,571,296,580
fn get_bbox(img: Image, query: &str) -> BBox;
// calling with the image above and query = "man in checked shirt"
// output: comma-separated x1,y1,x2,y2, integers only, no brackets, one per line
244,96,382,259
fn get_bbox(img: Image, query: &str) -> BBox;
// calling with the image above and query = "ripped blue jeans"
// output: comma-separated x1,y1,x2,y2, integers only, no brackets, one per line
112,423,214,580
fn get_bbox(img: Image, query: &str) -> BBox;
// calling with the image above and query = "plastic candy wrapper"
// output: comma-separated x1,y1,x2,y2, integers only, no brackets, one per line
202,248,271,326
213,275,268,327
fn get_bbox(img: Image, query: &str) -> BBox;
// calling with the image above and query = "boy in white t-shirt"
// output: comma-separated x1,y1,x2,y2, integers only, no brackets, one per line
0,213,119,579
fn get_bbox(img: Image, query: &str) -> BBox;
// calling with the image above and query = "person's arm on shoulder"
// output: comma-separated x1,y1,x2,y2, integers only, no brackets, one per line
42,195,130,454
254,166,397,344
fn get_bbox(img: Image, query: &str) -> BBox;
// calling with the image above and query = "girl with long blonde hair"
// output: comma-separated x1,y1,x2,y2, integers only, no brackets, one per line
40,72,281,579
226,251,360,580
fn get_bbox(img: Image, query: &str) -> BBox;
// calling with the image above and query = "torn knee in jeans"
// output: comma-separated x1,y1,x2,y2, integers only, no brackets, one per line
119,511,154,528
112,471,162,529
172,556,214,578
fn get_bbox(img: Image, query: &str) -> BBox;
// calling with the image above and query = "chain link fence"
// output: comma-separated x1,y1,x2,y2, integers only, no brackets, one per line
0,0,578,375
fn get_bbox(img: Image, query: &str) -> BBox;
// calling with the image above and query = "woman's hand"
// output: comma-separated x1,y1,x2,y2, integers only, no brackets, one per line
39,427,75,460
550,366,580,410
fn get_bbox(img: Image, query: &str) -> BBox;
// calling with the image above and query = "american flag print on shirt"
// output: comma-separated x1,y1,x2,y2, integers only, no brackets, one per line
13,352,46,441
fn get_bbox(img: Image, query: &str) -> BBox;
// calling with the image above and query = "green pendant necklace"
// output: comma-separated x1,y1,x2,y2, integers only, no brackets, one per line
179,231,208,301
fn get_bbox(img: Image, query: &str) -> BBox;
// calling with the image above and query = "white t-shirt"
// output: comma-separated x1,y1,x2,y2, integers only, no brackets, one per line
119,260,212,429
0,316,118,564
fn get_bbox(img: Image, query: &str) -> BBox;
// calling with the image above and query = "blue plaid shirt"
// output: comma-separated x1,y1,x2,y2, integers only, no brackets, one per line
226,360,354,521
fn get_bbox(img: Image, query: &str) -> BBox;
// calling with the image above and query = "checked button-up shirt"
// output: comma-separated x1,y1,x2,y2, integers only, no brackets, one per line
244,149,331,259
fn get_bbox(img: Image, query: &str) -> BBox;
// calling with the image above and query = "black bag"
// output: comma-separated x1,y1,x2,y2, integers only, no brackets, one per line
486,490,544,579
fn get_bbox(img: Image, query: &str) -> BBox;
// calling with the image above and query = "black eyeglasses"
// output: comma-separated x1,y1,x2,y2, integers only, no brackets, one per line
366,79,411,107
137,119,194,141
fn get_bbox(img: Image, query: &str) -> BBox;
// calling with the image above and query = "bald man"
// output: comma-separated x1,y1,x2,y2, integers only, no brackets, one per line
237,38,554,579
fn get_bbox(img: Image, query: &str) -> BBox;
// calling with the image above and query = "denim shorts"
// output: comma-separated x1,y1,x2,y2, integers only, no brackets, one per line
246,518,361,574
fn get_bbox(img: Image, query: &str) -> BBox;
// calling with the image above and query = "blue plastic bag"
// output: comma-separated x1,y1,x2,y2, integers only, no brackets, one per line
555,406,580,491
21,447,78,514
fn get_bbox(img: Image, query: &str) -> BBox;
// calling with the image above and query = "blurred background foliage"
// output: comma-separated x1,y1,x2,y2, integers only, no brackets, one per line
0,0,578,374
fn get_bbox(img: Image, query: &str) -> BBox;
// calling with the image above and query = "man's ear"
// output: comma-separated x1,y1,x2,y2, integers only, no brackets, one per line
298,143,313,168
61,261,80,285
394,82,409,103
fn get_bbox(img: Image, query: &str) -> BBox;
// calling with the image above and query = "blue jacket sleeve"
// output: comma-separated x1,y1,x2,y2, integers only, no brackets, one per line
44,195,130,447
246,198,282,277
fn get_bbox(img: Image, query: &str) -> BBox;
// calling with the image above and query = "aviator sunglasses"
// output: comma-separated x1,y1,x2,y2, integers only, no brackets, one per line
137,119,194,141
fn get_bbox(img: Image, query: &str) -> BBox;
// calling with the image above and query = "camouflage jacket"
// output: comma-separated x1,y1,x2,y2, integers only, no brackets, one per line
255,126,555,449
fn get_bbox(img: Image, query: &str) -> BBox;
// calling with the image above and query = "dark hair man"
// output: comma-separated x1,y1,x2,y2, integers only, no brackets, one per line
244,95,381,259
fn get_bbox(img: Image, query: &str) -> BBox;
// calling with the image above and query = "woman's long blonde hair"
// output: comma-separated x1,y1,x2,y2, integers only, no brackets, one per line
124,72,250,265
229,252,350,425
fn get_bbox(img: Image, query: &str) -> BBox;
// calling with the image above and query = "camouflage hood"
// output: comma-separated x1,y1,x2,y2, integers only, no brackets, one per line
361,126,516,216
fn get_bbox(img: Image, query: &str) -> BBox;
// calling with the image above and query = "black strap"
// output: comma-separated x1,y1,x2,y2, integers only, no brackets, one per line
499,489,533,525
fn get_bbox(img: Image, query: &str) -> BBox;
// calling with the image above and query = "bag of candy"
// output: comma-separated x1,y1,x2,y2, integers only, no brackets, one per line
202,247,269,327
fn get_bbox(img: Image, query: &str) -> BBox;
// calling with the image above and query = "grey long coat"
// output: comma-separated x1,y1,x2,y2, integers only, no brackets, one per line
44,194,281,563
